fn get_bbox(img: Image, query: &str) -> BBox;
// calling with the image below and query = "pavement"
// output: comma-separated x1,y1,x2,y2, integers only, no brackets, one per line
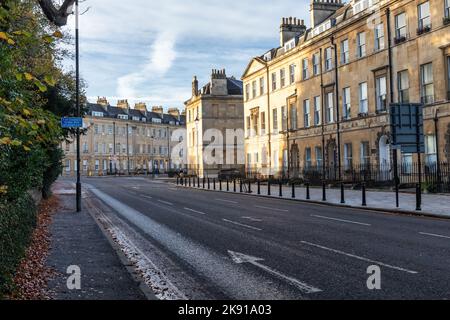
45,180,148,300
178,178,450,218
70,176,450,300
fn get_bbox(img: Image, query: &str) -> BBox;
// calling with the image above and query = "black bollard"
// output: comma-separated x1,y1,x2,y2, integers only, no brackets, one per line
197,177,200,188
292,182,295,198
233,179,236,192
213,178,216,190
227,179,229,192
257,180,261,195
208,178,210,190
322,181,327,201
306,182,311,200
240,179,243,193
279,180,283,197
340,183,345,204
219,179,222,191
189,177,191,187
416,183,422,211
268,180,271,196
362,183,367,206
203,177,205,189
248,180,252,194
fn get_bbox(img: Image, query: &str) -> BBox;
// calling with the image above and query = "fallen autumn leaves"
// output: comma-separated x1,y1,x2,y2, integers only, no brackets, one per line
8,196,60,300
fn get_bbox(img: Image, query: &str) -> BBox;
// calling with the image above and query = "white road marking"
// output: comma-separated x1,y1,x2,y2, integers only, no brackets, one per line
157,200,173,206
228,251,321,294
255,205,289,213
222,219,262,231
92,208,187,300
301,241,418,274
143,195,153,200
168,188,178,192
419,232,450,240
242,217,263,222
311,215,371,226
215,199,238,204
184,207,207,215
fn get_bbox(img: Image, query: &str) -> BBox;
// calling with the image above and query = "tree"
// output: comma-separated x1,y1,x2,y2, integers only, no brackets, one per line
37,0,75,27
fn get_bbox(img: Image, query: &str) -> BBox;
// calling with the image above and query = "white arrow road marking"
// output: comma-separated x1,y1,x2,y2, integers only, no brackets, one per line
254,205,289,212
419,232,450,240
311,215,371,226
184,207,207,215
301,241,418,274
222,219,262,231
228,251,322,294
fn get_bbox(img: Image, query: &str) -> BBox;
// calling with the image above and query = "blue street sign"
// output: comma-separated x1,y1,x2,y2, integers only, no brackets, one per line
61,117,83,128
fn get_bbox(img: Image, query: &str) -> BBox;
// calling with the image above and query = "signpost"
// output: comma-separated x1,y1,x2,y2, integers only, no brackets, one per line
61,116,83,212
61,117,83,129
390,103,424,211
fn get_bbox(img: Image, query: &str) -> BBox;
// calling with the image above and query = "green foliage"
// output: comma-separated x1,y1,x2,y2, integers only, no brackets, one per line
0,0,85,297
0,194,37,298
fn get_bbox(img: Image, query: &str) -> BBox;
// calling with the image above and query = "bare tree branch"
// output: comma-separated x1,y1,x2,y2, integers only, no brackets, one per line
37,0,75,27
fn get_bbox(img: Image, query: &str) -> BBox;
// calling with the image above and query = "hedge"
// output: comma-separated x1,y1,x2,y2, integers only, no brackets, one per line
0,195,37,298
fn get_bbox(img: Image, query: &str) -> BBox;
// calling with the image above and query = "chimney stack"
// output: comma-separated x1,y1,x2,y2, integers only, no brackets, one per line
310,0,344,28
117,99,129,109
192,76,199,97
168,107,180,120
151,106,164,115
210,68,228,96
280,17,306,47
97,96,109,110
134,102,147,112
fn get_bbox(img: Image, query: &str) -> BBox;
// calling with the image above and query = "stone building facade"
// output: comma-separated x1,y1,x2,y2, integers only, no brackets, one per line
242,0,450,179
185,69,245,178
62,98,186,176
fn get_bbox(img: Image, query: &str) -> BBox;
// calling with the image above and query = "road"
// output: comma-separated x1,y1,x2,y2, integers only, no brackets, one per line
76,176,450,300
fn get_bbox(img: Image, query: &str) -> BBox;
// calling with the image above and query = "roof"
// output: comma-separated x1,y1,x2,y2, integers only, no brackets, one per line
199,77,243,96
86,103,185,126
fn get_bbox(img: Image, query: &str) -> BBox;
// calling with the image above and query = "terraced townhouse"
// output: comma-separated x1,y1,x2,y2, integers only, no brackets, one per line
242,0,450,181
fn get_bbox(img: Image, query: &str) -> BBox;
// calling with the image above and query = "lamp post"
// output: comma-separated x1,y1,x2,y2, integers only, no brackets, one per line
75,0,81,212
195,117,200,177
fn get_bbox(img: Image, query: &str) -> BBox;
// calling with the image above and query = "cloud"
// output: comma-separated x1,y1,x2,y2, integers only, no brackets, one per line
117,32,177,99
62,0,311,109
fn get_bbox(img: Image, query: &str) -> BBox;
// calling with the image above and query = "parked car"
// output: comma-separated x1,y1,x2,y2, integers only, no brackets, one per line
218,169,242,180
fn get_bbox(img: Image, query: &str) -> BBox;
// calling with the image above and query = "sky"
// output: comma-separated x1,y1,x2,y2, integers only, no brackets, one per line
62,0,311,111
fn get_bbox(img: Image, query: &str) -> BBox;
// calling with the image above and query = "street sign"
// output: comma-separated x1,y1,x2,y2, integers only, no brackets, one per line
61,117,83,128
390,103,424,154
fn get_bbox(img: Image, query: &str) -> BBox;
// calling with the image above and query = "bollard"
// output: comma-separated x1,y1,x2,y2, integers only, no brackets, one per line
213,178,216,190
362,183,367,206
306,182,310,200
279,180,283,197
322,181,327,201
197,177,200,188
189,177,191,187
219,179,222,191
416,183,422,211
203,177,205,189
292,182,295,198
340,183,345,204
248,180,252,194
233,179,236,192
208,178,210,190
193,177,195,187
240,179,243,193
268,180,271,196
257,180,261,195
227,179,229,192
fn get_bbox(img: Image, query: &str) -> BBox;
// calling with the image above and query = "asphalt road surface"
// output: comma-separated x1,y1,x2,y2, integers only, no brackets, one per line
76,176,450,300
